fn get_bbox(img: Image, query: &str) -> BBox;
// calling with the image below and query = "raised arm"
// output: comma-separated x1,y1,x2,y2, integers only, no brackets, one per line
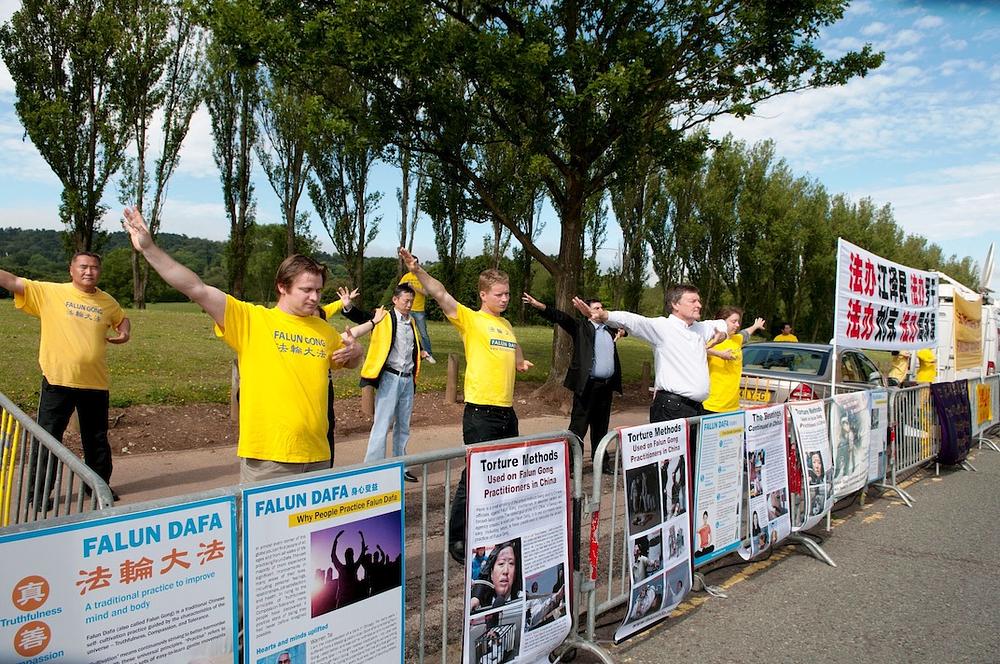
338,287,372,324
348,306,387,339
399,247,458,319
0,267,25,295
122,207,227,327
524,292,576,336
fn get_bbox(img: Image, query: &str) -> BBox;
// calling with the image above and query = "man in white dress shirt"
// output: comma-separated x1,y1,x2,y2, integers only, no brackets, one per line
573,284,726,423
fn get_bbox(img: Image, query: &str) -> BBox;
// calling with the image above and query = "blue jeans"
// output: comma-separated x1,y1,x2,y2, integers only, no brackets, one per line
364,370,415,462
411,310,433,356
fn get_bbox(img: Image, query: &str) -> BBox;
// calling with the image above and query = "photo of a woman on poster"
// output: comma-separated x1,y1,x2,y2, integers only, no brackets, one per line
751,511,761,537
661,456,687,518
470,540,523,613
695,510,714,556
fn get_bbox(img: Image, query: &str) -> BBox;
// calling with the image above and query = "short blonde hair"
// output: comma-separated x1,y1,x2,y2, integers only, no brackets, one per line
478,268,509,295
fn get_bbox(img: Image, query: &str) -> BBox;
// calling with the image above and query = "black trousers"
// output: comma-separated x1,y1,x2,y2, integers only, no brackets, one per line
650,390,704,460
448,404,519,546
568,378,614,460
31,377,112,497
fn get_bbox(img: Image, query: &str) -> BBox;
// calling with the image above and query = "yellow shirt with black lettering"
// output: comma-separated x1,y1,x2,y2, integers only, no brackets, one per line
14,280,125,390
916,349,937,383
399,272,426,312
449,303,516,407
217,296,344,463
703,333,745,413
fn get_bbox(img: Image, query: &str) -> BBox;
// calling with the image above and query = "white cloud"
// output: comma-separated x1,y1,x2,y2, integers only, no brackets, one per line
862,21,890,36
174,106,219,180
942,35,968,51
914,15,944,30
157,199,229,240
0,204,61,231
887,29,923,50
848,1,875,17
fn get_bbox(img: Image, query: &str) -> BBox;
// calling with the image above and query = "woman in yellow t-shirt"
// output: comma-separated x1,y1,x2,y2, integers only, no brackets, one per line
916,348,937,383
703,307,766,414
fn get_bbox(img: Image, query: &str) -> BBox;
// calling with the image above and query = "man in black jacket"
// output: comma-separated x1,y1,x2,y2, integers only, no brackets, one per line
523,293,623,466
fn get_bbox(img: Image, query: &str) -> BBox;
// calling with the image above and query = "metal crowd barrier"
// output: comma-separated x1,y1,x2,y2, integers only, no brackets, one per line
886,385,940,486
0,391,114,526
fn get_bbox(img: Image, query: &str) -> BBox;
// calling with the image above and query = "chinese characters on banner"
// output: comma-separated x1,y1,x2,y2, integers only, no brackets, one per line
693,412,746,567
463,437,572,664
788,401,834,531
976,383,993,430
830,392,872,499
740,405,791,559
242,465,404,664
614,420,690,644
835,238,938,350
954,294,983,371
0,497,237,664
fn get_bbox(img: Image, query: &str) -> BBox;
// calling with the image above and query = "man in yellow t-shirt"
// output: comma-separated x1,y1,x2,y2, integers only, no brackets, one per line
2,253,130,503
773,322,798,342
704,307,766,413
887,351,911,386
916,348,937,383
399,267,436,364
398,247,533,563
122,207,363,483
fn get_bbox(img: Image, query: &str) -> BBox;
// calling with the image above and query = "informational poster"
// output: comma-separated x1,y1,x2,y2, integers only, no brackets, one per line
0,497,237,664
931,380,973,465
830,392,872,498
614,420,690,643
464,437,572,664
243,465,404,664
868,390,889,483
788,401,834,531
953,294,983,371
834,238,938,350
740,405,791,558
976,383,993,430
693,412,745,566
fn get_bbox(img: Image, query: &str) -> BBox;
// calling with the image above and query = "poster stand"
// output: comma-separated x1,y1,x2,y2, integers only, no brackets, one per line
785,533,836,567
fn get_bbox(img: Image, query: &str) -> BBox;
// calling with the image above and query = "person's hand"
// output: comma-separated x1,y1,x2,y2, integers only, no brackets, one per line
121,206,153,252
614,328,626,342
716,349,736,361
338,286,359,308
371,306,388,324
332,327,362,364
750,317,765,334
106,328,130,344
571,296,596,319
522,292,545,310
706,329,727,348
399,247,419,272
517,358,534,372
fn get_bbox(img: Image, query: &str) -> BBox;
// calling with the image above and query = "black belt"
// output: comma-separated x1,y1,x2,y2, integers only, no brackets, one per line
588,375,613,385
465,403,514,414
654,390,702,410
383,366,413,378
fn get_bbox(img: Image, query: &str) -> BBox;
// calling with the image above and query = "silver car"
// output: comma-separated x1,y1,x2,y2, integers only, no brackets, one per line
738,342,887,406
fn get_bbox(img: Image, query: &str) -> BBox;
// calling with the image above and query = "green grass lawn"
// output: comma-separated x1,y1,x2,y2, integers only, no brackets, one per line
0,300,654,410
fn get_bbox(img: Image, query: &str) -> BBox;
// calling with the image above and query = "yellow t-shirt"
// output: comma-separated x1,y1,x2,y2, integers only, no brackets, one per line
703,334,745,413
888,353,910,382
217,296,345,463
916,349,936,383
321,300,344,319
14,280,125,390
399,272,426,312
773,333,798,342
449,303,516,407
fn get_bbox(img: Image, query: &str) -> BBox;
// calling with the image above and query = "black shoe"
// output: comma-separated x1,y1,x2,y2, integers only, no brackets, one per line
112,489,121,502
403,471,418,483
449,540,465,565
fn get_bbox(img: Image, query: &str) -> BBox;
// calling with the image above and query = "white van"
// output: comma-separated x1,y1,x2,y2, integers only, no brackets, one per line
931,272,997,381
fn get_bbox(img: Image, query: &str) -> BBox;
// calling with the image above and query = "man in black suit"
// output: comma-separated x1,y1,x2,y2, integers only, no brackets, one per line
523,293,623,466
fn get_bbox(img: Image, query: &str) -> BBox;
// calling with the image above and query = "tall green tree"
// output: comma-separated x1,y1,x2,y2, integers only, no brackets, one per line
249,0,882,387
118,1,204,307
0,0,136,251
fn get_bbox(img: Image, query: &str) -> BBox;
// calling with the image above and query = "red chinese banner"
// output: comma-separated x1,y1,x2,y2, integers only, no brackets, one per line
834,238,938,350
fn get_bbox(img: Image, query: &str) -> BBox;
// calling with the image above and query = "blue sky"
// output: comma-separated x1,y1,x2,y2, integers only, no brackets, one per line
0,0,996,292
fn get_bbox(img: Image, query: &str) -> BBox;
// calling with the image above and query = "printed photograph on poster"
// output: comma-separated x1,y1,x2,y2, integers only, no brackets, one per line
257,642,306,664
624,574,664,625
470,539,524,614
630,533,663,583
625,463,663,535
767,489,788,520
788,401,835,530
524,564,566,632
662,562,690,609
695,509,715,558
831,392,871,497
663,520,687,565
310,510,403,617
660,456,687,519
809,485,828,517
805,450,832,487
468,606,523,664
747,449,765,497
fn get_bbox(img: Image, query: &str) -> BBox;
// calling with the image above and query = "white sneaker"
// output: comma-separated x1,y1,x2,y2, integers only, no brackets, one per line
423,354,437,364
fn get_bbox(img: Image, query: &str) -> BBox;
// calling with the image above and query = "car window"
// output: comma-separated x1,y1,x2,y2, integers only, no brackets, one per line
853,352,884,385
743,346,826,376
838,354,861,381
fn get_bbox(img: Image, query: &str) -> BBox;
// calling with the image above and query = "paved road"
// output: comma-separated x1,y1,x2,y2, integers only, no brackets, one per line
590,444,1000,664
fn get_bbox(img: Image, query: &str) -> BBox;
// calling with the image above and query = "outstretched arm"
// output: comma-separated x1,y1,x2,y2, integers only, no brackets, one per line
0,267,25,295
399,248,458,319
348,306,387,339
338,287,372,324
524,292,577,335
122,207,227,327
743,317,766,337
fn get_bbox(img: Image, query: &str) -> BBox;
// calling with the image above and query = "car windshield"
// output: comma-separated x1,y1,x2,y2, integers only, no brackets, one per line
742,346,828,376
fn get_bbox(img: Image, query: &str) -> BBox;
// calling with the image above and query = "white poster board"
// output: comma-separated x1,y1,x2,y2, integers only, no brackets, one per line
0,497,237,664
242,465,404,664
693,412,745,566
788,401,835,531
830,392,872,498
463,437,572,664
868,390,889,483
614,420,690,643
740,405,792,558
